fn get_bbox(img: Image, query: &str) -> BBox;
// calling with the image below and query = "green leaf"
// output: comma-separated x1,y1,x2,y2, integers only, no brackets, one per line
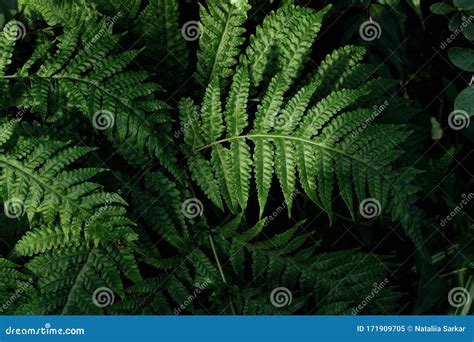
454,85,474,116
448,47,474,71
448,13,462,32
462,18,474,41
454,0,474,10
430,3,456,14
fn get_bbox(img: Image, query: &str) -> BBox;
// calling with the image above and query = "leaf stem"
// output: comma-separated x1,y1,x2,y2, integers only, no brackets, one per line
208,235,237,315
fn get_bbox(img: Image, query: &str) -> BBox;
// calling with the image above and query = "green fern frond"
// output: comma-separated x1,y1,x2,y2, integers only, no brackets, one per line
195,0,251,89
182,4,424,251
133,0,189,89
0,124,140,314
211,219,401,314
19,0,98,27
131,171,191,250
0,131,136,250
0,259,35,314
92,0,141,19
1,19,180,177
24,245,135,314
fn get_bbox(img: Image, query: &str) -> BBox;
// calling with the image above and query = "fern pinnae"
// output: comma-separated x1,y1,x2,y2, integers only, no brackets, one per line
224,67,251,209
2,20,180,178
183,3,425,251
195,0,251,89
212,219,399,314
274,139,297,215
133,0,189,88
253,138,274,218
188,155,224,210
201,77,224,144
0,0,441,315
211,145,239,213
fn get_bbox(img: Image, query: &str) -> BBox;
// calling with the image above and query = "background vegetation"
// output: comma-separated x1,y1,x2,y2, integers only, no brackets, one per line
0,0,472,315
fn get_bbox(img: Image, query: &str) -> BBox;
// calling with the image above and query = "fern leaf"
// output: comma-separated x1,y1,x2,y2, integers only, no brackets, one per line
183,4,425,250
3,21,180,177
195,0,250,89
133,0,189,88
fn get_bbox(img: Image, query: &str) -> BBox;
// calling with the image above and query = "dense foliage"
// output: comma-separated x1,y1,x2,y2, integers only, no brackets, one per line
0,0,472,315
